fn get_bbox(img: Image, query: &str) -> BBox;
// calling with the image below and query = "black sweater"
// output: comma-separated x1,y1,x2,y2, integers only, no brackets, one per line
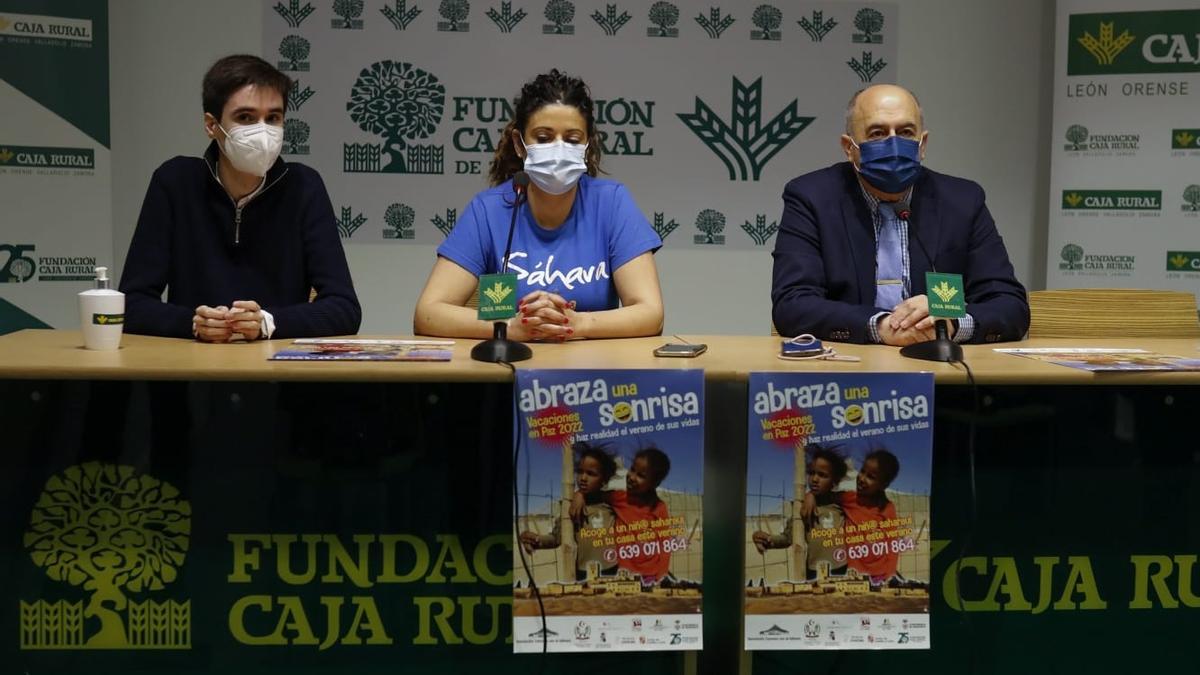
120,144,361,339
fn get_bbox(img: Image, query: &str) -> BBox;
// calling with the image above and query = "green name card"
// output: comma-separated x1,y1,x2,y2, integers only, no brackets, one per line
925,272,966,318
477,273,518,321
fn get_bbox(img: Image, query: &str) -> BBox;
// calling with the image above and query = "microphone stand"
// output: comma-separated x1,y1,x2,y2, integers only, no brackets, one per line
895,202,963,363
471,177,533,363
899,319,962,362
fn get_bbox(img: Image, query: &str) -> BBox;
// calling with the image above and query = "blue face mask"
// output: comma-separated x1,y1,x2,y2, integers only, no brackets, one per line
851,135,922,194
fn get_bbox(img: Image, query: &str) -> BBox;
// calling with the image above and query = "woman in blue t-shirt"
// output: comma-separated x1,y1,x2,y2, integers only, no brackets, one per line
414,70,664,342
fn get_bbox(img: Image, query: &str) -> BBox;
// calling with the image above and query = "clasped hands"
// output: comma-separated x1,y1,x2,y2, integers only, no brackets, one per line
506,290,580,342
877,294,955,346
193,300,264,342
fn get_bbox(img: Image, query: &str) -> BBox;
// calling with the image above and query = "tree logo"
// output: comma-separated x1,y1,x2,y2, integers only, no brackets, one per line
20,463,191,650
382,0,422,28
850,8,883,43
438,0,471,31
274,0,316,27
848,51,886,82
432,208,457,236
1077,21,1134,66
750,5,781,41
1063,192,1083,208
331,0,365,28
1183,185,1200,212
277,35,311,71
336,206,367,238
798,10,836,41
741,214,778,245
487,1,527,32
345,61,445,174
283,119,311,155
693,209,726,245
289,79,315,112
695,7,734,39
1059,243,1084,270
647,2,679,38
0,244,37,283
677,76,814,181
652,212,679,241
1064,124,1089,151
0,147,12,163
383,202,416,239
542,0,574,34
591,3,630,36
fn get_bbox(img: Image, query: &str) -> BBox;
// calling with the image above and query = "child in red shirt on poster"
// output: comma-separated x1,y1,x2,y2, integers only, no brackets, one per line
572,447,673,585
805,448,901,583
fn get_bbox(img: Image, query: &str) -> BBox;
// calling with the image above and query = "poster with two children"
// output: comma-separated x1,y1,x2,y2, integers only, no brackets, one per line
744,372,934,650
513,369,704,653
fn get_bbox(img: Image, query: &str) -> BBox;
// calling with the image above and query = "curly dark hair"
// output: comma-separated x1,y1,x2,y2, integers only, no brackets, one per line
488,69,603,186
574,441,618,483
863,448,900,487
806,444,849,484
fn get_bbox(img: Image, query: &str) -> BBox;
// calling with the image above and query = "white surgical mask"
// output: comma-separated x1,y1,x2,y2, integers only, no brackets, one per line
218,121,283,176
521,138,587,195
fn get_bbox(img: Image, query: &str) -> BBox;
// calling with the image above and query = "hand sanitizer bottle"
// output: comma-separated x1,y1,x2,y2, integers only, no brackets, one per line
78,266,124,350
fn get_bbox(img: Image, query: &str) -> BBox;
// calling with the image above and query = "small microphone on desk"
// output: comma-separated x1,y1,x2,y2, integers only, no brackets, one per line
892,200,964,362
472,171,534,363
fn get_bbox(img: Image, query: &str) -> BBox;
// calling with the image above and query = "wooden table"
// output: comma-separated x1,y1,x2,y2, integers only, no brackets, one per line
3,329,1200,384
2,330,1197,675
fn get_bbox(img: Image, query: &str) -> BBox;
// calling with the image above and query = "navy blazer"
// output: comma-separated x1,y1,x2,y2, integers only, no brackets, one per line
771,162,1029,344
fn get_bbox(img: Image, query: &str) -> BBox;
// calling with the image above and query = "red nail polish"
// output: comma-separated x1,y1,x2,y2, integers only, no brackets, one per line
563,318,570,325
567,328,574,335
521,318,528,324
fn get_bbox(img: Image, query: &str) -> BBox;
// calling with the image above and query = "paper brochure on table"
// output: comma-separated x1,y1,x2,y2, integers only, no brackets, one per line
270,339,454,361
995,348,1200,372
744,372,933,651
513,369,704,653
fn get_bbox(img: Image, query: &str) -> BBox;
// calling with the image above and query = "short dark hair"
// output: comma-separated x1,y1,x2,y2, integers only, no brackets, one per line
863,448,900,486
202,54,291,119
633,446,671,486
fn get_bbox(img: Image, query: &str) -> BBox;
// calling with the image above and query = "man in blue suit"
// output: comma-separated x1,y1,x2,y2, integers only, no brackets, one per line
771,84,1029,345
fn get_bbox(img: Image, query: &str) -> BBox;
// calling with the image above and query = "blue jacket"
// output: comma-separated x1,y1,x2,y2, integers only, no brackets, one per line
771,162,1029,344
120,143,361,339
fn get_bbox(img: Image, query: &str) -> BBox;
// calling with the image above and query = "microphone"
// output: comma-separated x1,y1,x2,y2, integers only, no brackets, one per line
894,200,935,274
501,171,530,276
892,200,963,362
473,171,533,363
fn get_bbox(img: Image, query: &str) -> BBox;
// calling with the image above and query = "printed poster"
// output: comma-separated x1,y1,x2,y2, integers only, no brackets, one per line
513,369,703,652
744,372,933,650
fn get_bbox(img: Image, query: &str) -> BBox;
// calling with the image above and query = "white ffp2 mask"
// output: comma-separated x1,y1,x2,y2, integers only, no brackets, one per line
219,122,284,176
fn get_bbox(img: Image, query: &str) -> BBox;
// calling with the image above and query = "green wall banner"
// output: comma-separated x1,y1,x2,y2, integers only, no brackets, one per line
0,0,111,332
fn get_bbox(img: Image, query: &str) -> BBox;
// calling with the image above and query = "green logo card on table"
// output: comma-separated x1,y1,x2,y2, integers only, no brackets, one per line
926,272,966,318
477,273,518,321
